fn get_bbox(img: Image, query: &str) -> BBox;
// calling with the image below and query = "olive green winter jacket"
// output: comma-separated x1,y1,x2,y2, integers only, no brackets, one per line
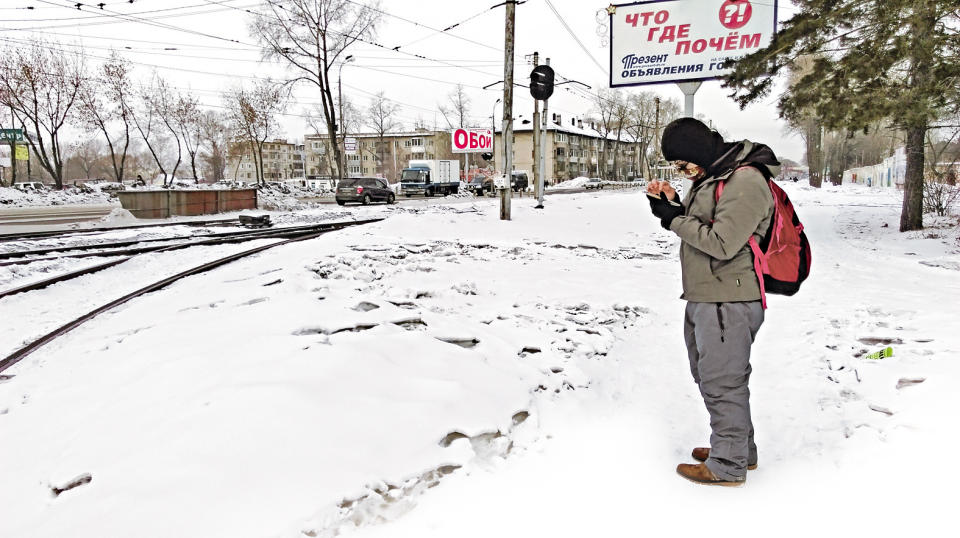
668,142,776,303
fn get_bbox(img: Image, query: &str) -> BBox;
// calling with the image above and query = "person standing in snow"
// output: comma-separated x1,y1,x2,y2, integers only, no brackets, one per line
646,118,778,486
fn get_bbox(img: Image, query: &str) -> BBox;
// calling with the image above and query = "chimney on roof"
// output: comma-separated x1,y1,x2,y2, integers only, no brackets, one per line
578,119,583,129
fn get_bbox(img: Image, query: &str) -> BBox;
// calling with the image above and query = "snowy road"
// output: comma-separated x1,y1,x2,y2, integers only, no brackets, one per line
0,184,957,538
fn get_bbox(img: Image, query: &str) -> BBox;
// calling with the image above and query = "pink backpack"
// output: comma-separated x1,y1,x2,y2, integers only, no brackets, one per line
716,167,812,309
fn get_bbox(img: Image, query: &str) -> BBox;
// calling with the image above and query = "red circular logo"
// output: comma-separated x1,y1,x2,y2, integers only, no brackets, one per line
719,0,753,30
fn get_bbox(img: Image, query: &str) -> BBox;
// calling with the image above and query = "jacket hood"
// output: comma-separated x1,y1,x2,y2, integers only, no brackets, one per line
706,140,781,179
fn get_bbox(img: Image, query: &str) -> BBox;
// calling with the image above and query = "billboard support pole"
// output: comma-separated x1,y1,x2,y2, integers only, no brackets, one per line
677,81,703,195
677,81,702,117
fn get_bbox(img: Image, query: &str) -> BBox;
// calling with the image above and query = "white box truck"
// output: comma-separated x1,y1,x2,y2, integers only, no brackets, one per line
400,159,460,197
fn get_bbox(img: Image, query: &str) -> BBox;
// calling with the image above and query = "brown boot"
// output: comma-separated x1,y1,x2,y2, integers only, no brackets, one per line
676,463,745,487
691,447,758,471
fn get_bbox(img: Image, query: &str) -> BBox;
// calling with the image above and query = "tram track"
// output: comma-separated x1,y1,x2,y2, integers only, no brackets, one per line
0,216,242,243
0,222,351,266
0,218,382,375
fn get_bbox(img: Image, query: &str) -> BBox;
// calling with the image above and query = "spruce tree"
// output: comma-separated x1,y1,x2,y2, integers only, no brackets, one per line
724,0,960,231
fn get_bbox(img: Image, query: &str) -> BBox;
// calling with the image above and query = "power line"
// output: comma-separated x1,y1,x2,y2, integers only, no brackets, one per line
341,0,502,53
1,27,261,51
3,0,245,22
5,0,258,46
544,0,607,77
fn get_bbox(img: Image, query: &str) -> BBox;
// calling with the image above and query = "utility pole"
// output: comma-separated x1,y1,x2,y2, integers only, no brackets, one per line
336,55,354,182
500,0,516,221
531,52,540,206
536,58,550,209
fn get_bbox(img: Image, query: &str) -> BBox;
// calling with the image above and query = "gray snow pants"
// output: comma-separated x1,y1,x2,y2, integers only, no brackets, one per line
683,301,764,481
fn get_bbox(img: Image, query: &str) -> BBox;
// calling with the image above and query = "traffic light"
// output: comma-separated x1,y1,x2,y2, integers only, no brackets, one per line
529,65,555,101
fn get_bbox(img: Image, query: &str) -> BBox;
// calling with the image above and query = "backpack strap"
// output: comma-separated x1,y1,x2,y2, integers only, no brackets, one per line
714,167,769,310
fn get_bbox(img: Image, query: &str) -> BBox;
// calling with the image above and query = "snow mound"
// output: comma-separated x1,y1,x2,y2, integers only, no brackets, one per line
98,208,137,223
0,186,117,208
549,176,591,189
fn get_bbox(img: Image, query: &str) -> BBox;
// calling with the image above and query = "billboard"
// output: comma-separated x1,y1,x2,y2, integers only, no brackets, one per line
609,0,777,87
451,128,493,154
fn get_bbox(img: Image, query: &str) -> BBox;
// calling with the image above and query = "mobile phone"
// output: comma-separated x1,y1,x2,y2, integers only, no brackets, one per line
646,192,682,206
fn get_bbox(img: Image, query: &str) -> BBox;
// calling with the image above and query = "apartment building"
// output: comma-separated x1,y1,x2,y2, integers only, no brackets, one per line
227,139,305,183
494,115,646,183
304,130,472,182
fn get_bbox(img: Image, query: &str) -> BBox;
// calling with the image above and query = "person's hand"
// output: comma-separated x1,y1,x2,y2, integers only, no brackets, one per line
648,191,684,230
659,181,677,201
646,180,662,196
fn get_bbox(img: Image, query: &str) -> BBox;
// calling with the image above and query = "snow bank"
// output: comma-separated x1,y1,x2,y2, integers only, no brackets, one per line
0,185,118,208
549,176,591,189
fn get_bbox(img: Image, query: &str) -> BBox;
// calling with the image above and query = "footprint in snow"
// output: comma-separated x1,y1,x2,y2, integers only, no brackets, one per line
352,301,380,312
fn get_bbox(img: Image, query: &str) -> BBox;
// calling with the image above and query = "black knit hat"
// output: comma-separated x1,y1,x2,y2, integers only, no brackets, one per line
661,118,725,168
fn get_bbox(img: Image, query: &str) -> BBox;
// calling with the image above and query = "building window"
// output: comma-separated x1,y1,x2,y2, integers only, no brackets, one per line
556,133,567,143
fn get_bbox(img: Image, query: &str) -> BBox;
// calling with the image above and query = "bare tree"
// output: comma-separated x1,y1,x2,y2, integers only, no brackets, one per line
199,110,230,182
365,91,400,178
131,79,167,186
438,84,471,129
625,92,659,180
0,40,85,188
413,115,430,131
225,81,287,185
79,51,134,183
924,116,960,215
438,84,473,175
68,138,106,180
132,73,183,186
250,0,380,181
174,92,203,180
152,78,186,185
591,88,625,180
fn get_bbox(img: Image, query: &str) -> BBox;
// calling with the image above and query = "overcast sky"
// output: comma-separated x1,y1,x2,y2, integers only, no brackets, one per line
1,0,804,162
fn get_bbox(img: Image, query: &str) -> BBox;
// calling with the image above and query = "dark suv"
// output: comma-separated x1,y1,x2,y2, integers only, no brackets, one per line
511,171,529,192
335,177,395,205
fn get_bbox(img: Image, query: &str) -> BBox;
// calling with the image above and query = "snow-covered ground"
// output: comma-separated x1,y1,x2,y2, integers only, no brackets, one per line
0,183,957,537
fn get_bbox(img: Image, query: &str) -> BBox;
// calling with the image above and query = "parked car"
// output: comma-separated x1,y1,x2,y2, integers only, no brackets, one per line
585,177,605,189
336,177,395,205
12,181,46,192
466,176,493,196
510,171,529,192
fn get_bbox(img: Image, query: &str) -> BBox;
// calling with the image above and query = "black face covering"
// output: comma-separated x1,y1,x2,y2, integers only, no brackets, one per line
660,118,725,169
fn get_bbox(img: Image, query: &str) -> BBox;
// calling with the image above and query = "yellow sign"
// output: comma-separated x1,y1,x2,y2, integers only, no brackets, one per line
14,145,28,161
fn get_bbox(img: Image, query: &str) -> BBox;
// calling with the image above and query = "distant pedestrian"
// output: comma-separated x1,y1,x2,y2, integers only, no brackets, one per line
646,118,778,486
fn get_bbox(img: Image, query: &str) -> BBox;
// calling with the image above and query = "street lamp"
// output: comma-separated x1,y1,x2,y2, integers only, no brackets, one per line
337,55,355,179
